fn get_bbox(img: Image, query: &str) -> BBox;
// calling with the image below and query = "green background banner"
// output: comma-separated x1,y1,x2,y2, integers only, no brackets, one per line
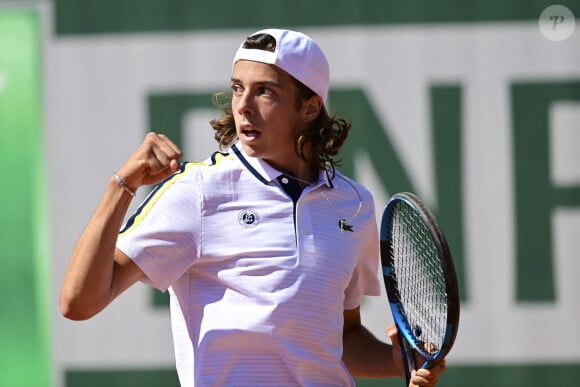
54,0,580,34
0,9,49,387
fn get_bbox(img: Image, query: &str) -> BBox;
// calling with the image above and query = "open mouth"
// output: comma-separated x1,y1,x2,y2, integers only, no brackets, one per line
240,125,261,139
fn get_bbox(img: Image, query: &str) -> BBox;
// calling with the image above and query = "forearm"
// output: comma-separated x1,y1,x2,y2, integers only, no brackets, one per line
343,323,403,379
60,176,133,320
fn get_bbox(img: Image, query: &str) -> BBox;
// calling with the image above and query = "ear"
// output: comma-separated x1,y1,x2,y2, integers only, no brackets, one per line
303,95,323,123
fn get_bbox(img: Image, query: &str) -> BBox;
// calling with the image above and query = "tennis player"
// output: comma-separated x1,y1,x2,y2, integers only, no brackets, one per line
60,28,445,386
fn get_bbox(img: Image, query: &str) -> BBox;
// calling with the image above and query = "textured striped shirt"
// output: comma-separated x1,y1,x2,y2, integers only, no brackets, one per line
117,142,381,386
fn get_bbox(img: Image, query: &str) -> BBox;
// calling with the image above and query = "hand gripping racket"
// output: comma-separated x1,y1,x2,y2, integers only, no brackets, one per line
380,192,460,385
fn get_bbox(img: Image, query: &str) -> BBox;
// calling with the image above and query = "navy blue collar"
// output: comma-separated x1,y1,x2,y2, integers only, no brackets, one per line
231,142,334,189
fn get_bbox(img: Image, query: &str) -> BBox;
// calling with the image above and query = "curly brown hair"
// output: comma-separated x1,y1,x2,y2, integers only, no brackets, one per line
210,32,351,179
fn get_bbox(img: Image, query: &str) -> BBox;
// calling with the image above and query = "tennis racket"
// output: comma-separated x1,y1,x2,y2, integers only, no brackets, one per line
380,192,460,385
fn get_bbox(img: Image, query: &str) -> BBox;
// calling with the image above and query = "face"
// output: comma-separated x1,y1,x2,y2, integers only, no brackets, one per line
230,60,320,175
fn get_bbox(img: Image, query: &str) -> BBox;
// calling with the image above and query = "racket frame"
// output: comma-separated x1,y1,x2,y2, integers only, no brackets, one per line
380,192,460,381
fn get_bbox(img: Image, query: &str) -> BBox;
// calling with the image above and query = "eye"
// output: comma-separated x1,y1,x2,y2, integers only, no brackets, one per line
257,86,273,96
230,83,243,94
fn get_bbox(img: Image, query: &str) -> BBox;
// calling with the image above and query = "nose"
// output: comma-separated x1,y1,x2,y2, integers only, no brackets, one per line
234,90,254,116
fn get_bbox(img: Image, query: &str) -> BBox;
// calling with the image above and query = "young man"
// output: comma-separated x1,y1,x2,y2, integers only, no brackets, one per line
60,29,445,386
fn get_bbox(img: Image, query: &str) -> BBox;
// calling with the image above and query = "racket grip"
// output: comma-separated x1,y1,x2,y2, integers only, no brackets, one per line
398,330,415,386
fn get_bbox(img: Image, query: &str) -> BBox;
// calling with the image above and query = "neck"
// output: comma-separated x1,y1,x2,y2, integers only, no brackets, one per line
266,159,317,187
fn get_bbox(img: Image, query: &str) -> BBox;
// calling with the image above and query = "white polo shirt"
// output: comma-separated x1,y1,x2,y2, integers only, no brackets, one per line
117,142,381,386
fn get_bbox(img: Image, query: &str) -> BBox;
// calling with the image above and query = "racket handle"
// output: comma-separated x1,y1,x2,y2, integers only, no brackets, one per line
398,330,416,386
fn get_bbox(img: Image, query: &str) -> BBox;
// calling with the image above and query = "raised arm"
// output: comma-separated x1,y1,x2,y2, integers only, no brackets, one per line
59,132,182,320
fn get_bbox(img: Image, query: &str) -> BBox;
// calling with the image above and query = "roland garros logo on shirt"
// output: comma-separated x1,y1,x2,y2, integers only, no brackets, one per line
238,209,260,228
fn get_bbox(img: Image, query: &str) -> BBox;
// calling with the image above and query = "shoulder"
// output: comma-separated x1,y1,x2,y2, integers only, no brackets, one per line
168,151,237,180
183,150,235,171
139,151,236,202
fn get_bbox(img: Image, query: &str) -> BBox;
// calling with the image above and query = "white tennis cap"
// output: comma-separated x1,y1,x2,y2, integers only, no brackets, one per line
233,29,330,102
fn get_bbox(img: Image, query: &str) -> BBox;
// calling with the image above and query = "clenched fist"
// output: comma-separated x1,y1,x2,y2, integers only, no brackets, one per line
115,132,183,191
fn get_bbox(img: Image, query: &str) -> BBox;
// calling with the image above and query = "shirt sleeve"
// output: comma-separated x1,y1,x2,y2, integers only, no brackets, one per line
117,166,201,292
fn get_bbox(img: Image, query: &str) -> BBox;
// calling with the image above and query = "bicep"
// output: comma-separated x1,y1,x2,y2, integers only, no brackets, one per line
343,306,364,358
110,248,146,300
344,306,362,333
342,305,375,375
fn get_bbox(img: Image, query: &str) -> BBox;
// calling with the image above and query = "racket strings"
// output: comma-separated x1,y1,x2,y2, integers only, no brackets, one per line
391,203,448,354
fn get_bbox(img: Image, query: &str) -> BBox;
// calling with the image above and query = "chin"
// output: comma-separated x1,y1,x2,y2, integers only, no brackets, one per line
239,141,263,158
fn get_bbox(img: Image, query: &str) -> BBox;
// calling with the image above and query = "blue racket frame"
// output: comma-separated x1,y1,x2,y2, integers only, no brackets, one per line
380,192,460,384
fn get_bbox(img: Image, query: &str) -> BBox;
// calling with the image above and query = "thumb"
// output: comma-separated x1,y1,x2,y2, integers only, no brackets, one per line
169,158,181,173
